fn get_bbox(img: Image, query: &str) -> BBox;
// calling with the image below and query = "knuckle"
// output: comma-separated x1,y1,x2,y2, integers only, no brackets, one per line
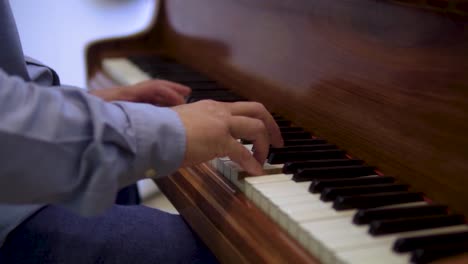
200,99,222,111
251,102,267,113
201,99,217,105
253,119,267,133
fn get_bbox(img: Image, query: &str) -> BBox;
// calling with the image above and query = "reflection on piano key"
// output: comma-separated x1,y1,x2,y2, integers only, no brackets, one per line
309,175,396,193
268,150,347,164
293,165,376,182
410,242,468,264
283,158,365,174
320,183,409,202
283,139,328,146
394,229,468,252
353,204,449,225
333,192,424,210
369,214,465,235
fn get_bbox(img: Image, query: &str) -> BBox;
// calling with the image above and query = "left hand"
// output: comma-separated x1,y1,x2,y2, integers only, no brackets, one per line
90,79,191,106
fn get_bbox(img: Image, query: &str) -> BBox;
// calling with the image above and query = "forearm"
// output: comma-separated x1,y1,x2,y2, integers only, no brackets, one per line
0,70,185,215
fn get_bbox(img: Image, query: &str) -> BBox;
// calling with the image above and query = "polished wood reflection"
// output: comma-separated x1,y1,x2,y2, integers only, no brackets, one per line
156,165,318,264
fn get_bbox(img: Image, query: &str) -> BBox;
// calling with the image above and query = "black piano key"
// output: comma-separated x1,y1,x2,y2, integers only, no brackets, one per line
281,131,312,140
269,144,337,154
309,175,395,193
354,204,449,225
333,191,424,211
321,184,408,202
283,139,328,146
187,90,240,99
279,127,304,133
156,71,207,78
411,243,468,264
268,150,346,164
276,120,292,127
156,72,210,82
293,165,375,182
240,139,253,145
283,159,364,174
251,143,333,155
183,82,223,90
149,66,193,73
394,230,468,253
369,214,465,236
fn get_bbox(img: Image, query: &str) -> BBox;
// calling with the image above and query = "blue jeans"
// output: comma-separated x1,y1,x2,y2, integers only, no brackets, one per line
115,184,140,205
0,205,218,263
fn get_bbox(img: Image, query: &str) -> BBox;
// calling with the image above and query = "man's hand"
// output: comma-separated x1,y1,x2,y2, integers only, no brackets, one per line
90,80,191,106
173,100,284,176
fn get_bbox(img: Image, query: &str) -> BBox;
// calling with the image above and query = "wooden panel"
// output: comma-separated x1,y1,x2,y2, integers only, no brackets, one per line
156,165,318,264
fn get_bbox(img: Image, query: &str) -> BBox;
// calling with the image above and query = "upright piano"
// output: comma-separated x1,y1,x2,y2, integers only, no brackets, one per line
86,0,468,263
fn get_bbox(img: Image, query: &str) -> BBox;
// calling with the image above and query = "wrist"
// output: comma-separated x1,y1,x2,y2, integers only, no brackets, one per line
90,86,135,102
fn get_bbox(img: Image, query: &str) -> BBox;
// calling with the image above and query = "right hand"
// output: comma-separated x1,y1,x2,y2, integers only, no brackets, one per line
172,100,284,176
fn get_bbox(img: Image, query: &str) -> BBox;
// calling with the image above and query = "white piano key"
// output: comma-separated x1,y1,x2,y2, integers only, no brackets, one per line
244,174,293,199
208,159,217,168
243,144,254,152
335,244,410,264
216,157,230,176
268,194,321,223
253,181,311,212
102,58,151,85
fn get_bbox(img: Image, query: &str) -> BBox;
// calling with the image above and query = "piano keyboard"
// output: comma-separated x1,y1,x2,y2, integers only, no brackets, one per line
102,56,468,264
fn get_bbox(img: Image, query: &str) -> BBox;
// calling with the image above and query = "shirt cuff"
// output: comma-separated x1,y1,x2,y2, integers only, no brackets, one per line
114,102,186,180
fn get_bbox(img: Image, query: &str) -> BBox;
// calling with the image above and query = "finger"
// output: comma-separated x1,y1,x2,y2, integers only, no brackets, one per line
225,138,264,176
151,85,185,106
229,116,269,164
226,102,283,148
158,80,192,96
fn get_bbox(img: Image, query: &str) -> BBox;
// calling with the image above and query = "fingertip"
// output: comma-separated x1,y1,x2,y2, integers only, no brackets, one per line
247,162,265,176
175,95,186,105
181,85,192,95
228,139,265,176
172,83,192,96
272,137,284,148
253,149,268,166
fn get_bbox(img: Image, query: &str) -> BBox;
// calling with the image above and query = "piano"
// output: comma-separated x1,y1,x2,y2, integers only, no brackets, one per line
85,0,468,263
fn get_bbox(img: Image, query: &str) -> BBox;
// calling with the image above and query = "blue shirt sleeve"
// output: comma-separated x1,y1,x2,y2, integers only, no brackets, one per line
0,69,186,215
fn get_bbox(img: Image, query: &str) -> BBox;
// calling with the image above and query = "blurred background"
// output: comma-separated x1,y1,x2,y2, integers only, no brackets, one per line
10,0,156,88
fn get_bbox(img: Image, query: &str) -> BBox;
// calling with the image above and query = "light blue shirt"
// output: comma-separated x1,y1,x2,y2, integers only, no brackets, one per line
0,0,186,246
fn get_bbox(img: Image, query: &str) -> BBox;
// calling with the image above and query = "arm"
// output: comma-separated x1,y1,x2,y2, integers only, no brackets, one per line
0,70,185,215
0,69,282,215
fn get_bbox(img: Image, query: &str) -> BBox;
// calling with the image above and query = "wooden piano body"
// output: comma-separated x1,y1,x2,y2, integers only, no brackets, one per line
86,0,468,262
